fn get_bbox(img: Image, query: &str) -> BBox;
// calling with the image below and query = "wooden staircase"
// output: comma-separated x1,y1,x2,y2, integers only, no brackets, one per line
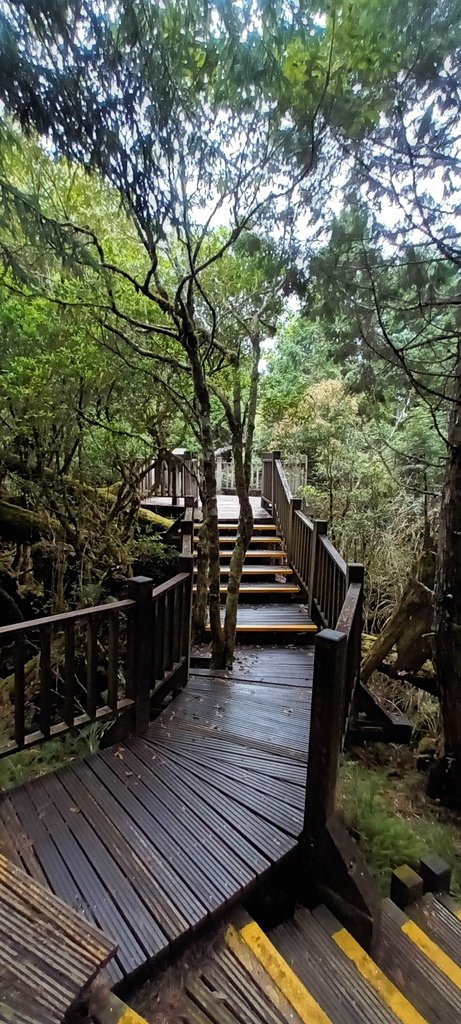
194,513,317,640
130,888,461,1023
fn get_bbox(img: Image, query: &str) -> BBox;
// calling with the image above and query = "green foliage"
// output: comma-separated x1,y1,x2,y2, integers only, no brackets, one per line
0,721,111,793
339,760,461,896
128,534,178,585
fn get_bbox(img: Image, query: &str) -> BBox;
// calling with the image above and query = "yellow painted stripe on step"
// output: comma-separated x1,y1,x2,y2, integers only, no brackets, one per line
332,928,427,1024
92,993,150,1024
238,921,332,1024
401,919,461,990
118,1010,150,1024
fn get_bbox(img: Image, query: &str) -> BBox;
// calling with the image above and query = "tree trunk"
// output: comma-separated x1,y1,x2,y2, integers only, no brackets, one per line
220,336,260,667
187,343,224,665
221,440,254,667
434,344,461,764
361,578,434,682
193,514,209,638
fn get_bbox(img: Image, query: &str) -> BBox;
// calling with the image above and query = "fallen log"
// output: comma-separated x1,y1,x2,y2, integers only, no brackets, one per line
0,495,172,547
0,502,61,543
361,578,434,682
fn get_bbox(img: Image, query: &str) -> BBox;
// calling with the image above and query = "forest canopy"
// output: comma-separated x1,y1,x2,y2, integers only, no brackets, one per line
0,1,460,779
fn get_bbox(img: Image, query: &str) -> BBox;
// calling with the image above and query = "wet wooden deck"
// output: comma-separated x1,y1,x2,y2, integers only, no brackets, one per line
1,647,312,988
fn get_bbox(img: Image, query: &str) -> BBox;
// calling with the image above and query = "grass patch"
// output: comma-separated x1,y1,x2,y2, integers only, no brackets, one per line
338,758,461,897
0,720,110,792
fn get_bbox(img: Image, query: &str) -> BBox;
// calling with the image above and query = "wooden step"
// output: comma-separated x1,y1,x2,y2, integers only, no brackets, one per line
193,583,301,596
409,893,461,971
204,603,316,635
216,522,276,531
375,898,461,1022
217,535,283,546
215,549,287,561
271,904,424,1024
193,565,294,576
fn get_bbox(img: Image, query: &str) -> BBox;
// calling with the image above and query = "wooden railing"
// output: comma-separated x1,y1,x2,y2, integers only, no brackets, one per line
262,450,364,746
217,454,262,494
139,451,199,504
0,562,193,759
262,450,367,850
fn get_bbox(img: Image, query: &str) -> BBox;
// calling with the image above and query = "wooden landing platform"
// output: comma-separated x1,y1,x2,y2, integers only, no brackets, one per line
1,648,312,989
0,853,116,1024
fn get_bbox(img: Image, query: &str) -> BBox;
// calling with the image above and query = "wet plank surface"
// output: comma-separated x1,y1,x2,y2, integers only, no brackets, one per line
0,853,116,1024
3,648,311,988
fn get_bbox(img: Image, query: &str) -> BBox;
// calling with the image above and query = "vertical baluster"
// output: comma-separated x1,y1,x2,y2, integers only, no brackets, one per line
107,612,119,711
86,616,98,718
40,625,52,739
63,620,75,728
14,635,25,749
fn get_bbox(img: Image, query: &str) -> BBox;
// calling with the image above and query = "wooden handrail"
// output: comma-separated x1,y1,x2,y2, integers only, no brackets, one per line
319,534,347,576
0,599,134,639
0,565,194,760
335,565,364,745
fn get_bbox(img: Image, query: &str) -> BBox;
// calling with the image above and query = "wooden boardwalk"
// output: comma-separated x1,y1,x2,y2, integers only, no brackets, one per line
1,646,312,988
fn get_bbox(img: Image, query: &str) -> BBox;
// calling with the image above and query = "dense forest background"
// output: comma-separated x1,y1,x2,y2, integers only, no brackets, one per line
0,0,460,806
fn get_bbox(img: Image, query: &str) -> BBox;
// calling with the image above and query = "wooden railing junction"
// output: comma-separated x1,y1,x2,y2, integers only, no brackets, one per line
262,450,374,931
139,450,199,504
0,558,193,759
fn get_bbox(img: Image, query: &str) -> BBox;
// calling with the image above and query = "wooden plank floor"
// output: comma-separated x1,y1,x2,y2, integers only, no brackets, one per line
0,853,116,1024
2,647,312,989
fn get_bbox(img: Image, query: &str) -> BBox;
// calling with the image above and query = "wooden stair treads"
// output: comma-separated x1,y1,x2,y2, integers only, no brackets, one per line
374,898,461,1022
193,565,294,576
204,603,316,634
213,548,287,560
408,892,461,968
216,521,277,532
193,583,301,595
216,535,283,546
0,853,116,1024
269,907,407,1024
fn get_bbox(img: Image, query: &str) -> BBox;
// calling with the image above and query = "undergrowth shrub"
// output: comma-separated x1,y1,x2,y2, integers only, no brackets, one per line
339,760,461,896
0,719,110,792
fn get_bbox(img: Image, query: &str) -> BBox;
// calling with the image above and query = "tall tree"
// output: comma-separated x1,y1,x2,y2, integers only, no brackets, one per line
0,0,335,665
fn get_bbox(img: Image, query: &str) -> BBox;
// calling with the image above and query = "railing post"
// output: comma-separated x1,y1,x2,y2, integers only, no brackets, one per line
288,496,302,564
304,629,347,844
271,450,281,516
178,553,194,688
345,562,365,731
216,454,223,495
261,452,272,506
307,519,328,619
180,509,194,556
128,576,154,735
